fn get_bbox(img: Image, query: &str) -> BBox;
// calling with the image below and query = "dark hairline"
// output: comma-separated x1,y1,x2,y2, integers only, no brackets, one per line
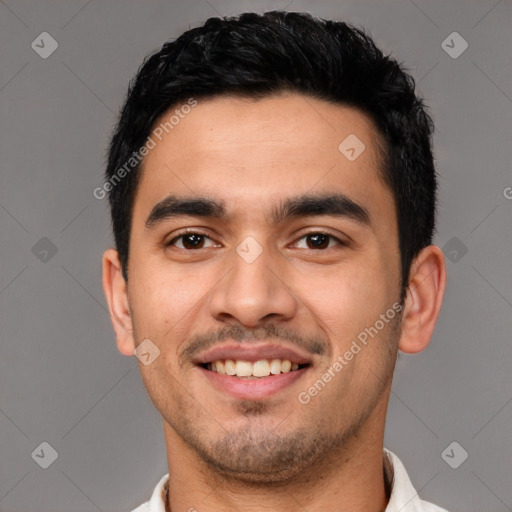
122,90,396,281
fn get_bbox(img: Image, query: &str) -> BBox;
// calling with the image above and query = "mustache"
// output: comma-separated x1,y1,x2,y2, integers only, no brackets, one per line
179,323,328,366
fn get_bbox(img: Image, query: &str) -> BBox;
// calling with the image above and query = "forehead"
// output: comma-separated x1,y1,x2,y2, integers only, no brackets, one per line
133,92,392,227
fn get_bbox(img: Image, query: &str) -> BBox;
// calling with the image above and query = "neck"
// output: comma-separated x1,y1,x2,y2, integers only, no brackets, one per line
163,399,391,512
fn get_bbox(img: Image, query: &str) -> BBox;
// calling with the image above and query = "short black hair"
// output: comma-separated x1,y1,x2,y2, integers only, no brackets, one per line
104,10,437,302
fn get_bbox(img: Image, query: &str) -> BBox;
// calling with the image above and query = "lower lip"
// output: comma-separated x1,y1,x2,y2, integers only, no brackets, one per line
198,366,309,400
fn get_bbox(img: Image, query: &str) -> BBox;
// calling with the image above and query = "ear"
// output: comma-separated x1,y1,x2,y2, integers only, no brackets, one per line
102,248,135,357
398,245,447,354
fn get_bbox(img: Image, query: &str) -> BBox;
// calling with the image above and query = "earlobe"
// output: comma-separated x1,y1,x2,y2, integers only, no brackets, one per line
101,249,136,357
398,245,447,354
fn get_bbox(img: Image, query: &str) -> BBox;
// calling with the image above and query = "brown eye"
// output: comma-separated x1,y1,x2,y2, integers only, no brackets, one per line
305,233,330,249
294,232,343,250
166,232,217,250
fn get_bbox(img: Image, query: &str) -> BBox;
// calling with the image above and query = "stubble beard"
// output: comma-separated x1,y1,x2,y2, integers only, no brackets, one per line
163,323,399,486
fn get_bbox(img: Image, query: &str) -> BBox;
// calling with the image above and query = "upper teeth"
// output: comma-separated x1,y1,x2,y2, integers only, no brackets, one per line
208,359,300,377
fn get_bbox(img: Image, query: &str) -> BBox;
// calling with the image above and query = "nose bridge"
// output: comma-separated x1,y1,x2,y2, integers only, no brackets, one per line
208,235,297,325
232,236,274,292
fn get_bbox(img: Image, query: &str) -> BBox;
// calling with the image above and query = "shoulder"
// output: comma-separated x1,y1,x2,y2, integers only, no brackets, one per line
129,473,169,512
384,448,450,512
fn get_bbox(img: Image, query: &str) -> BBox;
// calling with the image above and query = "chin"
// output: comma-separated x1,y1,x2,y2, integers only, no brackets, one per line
190,427,331,485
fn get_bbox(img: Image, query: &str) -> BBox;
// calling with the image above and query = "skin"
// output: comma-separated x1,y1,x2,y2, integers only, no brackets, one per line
102,91,446,512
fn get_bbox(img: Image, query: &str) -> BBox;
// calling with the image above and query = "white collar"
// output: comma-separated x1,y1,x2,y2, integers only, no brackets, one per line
132,448,448,512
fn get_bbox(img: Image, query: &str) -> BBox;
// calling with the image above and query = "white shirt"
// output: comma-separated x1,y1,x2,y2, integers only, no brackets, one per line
130,448,449,512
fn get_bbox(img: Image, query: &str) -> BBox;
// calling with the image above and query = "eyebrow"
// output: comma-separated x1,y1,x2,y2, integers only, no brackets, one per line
144,193,371,229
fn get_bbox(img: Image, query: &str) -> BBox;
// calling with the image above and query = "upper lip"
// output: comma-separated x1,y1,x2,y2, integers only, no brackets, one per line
193,342,313,365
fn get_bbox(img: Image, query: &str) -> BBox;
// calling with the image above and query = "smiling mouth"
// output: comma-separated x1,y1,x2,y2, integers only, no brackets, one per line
199,359,310,379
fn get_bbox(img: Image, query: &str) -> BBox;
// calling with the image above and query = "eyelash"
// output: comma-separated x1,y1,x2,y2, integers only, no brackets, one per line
165,229,346,250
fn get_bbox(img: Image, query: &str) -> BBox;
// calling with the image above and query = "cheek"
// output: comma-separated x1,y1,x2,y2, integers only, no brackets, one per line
128,266,197,339
138,362,187,421
132,245,206,306
128,261,220,367
293,255,393,341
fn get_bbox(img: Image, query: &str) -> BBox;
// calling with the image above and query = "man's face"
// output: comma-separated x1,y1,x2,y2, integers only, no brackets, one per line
125,92,402,482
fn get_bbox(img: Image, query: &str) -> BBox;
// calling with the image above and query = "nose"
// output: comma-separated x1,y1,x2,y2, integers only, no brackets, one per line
208,239,298,327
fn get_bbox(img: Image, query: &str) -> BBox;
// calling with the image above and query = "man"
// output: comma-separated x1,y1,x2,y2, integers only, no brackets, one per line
101,10,448,512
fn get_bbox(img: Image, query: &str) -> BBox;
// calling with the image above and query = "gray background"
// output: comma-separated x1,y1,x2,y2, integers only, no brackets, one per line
1,1,511,511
